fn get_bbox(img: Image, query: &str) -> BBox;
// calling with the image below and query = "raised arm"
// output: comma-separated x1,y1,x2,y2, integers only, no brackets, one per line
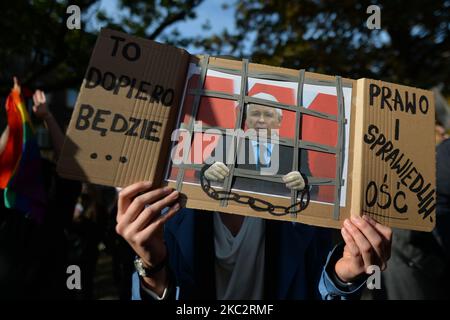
31,90,65,159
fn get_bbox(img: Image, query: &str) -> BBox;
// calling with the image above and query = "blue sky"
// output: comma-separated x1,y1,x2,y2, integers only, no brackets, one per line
87,0,237,52
85,1,390,56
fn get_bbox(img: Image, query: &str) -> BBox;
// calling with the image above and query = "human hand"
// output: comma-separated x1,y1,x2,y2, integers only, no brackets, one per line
335,215,392,283
32,90,51,120
204,161,230,182
282,171,305,190
116,182,181,269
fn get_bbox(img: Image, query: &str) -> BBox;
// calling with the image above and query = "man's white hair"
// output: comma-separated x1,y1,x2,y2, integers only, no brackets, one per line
246,92,282,118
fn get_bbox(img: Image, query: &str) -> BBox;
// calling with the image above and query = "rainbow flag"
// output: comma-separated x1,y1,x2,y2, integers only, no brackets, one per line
0,88,46,223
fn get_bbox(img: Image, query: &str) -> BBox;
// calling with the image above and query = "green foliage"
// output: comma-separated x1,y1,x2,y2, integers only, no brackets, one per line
196,0,450,93
1,0,448,96
0,0,204,95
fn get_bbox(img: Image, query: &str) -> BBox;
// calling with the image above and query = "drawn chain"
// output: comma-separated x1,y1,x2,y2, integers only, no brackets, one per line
199,165,310,216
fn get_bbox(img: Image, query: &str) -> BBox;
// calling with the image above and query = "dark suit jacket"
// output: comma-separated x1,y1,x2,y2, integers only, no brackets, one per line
204,135,312,196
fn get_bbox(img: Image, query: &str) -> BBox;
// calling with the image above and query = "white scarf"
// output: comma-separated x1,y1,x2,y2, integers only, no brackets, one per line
213,212,265,300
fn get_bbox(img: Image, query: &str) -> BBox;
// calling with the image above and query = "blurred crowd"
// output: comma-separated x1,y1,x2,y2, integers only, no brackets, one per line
0,79,136,299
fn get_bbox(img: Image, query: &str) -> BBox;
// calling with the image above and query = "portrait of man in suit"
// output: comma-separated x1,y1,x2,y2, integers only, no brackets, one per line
204,92,311,197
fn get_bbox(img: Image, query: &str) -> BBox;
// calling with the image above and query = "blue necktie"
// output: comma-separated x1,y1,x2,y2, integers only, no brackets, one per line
254,141,272,169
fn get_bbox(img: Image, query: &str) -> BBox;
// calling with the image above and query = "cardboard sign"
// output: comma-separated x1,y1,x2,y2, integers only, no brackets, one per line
57,28,189,186
164,57,356,230
352,79,435,231
58,29,436,231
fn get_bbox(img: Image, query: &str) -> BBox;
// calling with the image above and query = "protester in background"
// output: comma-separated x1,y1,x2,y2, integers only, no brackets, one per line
435,120,449,146
370,126,450,300
0,78,81,299
31,89,65,159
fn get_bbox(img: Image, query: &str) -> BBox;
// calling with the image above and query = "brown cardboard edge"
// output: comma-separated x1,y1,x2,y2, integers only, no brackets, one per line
350,79,367,219
198,55,355,86
151,51,191,189
100,28,189,57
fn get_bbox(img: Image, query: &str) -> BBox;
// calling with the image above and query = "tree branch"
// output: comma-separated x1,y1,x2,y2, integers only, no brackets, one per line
148,0,203,40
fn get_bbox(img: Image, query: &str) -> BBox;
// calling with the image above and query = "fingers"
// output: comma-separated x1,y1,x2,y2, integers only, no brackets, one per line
282,171,305,190
350,216,385,265
160,201,181,224
205,168,223,181
215,162,229,176
282,171,299,183
116,185,182,263
121,187,175,226
205,162,229,181
128,191,180,233
33,90,46,104
363,215,393,261
117,181,152,217
38,90,46,103
139,201,181,239
33,92,39,106
286,180,305,190
343,218,378,272
363,215,393,242
340,227,360,257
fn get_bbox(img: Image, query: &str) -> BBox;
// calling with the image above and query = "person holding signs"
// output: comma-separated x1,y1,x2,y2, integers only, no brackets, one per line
115,94,393,300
